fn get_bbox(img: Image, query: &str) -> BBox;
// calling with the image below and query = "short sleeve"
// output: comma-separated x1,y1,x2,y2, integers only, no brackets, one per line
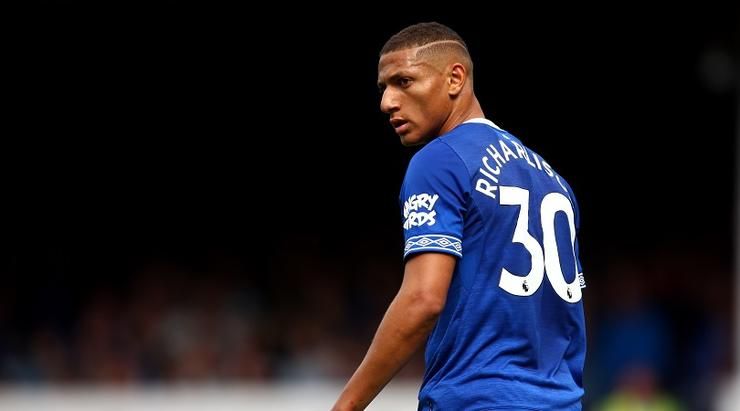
400,141,470,259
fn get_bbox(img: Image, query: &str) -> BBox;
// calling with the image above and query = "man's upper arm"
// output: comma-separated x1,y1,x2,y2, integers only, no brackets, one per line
400,253,456,313
398,141,469,309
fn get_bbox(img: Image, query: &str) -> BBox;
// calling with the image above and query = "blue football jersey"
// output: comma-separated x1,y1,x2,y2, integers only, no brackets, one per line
401,118,586,411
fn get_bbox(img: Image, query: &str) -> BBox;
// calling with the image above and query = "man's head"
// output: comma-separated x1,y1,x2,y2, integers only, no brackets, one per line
377,22,476,146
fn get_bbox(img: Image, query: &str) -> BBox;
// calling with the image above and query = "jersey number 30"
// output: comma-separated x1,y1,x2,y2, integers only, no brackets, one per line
498,186,583,303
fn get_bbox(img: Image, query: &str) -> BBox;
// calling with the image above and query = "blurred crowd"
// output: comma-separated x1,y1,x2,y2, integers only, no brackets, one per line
0,236,417,384
585,245,732,410
0,237,732,410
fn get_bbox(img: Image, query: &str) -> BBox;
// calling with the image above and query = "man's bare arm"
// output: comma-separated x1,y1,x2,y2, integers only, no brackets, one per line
331,253,456,411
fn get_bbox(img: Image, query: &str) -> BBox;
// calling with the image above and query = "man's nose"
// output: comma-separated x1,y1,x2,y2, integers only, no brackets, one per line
380,89,399,114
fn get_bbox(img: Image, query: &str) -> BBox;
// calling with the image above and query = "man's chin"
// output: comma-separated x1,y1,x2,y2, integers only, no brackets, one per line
399,133,426,147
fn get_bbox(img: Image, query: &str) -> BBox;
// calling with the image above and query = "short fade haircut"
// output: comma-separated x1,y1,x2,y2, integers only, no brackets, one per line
380,22,473,80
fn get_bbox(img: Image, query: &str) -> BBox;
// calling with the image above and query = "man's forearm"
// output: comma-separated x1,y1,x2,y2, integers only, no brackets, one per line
332,290,441,411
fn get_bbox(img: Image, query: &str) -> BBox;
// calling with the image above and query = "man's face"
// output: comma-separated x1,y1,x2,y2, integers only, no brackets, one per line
377,47,451,146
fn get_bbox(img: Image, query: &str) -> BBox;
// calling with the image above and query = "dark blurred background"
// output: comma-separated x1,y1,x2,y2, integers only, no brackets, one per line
3,3,738,410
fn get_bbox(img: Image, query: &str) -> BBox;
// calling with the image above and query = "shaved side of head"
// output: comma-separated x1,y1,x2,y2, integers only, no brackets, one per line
414,40,473,79
381,22,474,81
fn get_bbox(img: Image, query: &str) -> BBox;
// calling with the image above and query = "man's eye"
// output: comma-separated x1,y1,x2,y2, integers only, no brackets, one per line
398,78,412,87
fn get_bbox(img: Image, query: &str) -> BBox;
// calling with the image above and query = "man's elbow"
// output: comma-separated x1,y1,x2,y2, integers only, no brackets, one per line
406,291,446,319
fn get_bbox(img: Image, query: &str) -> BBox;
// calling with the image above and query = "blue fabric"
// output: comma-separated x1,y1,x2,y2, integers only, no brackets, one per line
400,121,586,410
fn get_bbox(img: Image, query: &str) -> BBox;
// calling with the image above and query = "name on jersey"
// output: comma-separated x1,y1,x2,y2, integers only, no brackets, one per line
403,193,439,230
475,136,568,200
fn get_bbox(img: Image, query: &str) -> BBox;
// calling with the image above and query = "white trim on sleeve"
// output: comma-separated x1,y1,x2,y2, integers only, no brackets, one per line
404,234,463,258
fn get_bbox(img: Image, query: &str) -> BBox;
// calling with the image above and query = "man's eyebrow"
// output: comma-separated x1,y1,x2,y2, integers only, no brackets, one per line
378,72,409,89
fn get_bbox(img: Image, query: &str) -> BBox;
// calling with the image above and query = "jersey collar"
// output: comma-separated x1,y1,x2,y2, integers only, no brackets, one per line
463,117,503,130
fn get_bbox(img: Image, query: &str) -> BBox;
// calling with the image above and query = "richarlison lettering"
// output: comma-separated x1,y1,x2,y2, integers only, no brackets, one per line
475,136,568,200
403,193,439,230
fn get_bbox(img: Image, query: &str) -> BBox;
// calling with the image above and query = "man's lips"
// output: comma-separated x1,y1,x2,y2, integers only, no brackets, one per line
390,118,408,133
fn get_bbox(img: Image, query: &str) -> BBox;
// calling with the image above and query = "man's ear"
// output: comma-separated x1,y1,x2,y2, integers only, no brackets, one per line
448,63,467,96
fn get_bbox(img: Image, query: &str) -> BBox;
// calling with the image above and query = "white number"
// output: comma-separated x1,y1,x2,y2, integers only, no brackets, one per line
498,187,582,303
498,187,544,296
541,192,582,302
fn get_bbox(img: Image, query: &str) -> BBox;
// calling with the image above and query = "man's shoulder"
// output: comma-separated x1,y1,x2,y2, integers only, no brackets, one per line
420,123,511,168
404,138,472,186
409,138,456,167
